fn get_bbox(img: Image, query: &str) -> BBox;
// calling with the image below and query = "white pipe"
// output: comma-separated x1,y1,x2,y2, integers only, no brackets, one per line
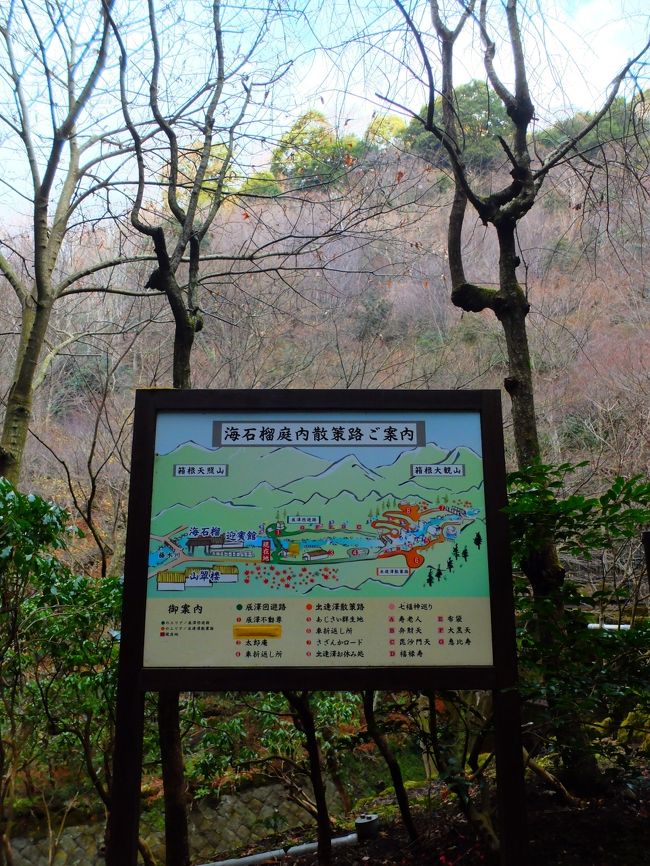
587,623,631,630
200,847,285,866
199,832,359,866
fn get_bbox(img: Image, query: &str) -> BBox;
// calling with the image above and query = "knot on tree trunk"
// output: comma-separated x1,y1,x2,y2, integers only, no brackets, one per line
144,268,167,291
451,282,497,312
522,544,566,600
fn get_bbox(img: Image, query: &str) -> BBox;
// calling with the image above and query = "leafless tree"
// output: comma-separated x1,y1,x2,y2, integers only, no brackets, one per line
106,1,439,858
372,0,650,604
108,2,311,861
0,0,158,485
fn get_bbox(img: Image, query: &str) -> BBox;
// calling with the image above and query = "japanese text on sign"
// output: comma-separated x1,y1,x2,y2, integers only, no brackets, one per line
411,463,465,477
213,421,425,447
174,464,228,477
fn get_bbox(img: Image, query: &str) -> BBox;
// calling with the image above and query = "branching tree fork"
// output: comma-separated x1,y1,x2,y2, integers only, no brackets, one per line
108,2,302,862
385,0,650,604
367,0,650,793
107,1,423,858
110,0,264,391
0,0,159,486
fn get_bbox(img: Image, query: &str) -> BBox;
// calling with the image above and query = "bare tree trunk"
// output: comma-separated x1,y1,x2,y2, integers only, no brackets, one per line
449,209,566,602
0,0,117,488
492,218,566,600
493,218,539,467
156,273,195,865
424,691,500,853
0,300,52,484
136,838,159,866
362,691,418,843
172,320,195,391
0,836,13,866
284,692,332,866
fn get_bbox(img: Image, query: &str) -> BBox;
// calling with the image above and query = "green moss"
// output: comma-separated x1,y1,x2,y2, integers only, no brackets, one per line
619,708,650,753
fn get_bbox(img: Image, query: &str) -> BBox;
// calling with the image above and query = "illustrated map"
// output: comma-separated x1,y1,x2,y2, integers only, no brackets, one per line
143,410,494,668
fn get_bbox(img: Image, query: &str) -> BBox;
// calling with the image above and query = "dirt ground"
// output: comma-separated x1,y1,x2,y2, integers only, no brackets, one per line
266,781,650,866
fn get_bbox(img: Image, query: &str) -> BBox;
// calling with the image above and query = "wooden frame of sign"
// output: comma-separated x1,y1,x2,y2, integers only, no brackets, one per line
107,389,527,865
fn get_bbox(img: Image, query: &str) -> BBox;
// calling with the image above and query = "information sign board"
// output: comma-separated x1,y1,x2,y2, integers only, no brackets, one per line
145,408,494,670
109,389,527,866
119,389,517,690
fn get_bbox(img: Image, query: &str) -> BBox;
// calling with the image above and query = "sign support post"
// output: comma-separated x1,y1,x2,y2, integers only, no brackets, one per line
493,686,528,864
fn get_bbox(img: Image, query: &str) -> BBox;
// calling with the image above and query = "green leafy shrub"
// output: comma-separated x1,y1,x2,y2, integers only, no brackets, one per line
506,463,650,785
506,462,650,566
0,477,122,842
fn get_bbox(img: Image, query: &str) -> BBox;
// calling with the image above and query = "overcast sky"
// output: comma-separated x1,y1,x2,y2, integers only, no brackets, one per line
287,0,650,134
1,0,648,223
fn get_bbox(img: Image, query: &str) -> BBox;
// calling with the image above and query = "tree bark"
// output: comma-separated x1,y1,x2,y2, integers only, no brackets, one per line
362,691,418,843
153,266,194,866
0,299,53,485
424,691,500,853
284,692,332,866
172,319,196,391
450,217,566,601
492,218,539,468
149,266,196,865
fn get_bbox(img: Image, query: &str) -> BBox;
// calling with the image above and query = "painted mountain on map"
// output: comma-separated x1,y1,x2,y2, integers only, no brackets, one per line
150,440,484,536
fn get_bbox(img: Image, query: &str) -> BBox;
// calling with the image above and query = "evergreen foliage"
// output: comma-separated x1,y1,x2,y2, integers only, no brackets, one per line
270,111,364,189
399,80,513,170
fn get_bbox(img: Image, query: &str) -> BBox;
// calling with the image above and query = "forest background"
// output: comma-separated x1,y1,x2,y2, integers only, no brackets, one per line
1,1,650,865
